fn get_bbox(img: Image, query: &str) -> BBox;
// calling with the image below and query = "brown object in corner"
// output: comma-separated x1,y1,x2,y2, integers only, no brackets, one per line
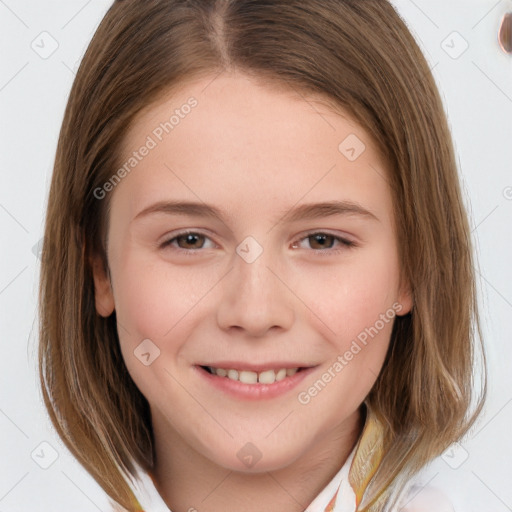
498,12,512,54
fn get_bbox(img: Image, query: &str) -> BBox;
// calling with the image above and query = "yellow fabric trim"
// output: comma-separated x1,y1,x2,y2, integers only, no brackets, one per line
348,407,390,512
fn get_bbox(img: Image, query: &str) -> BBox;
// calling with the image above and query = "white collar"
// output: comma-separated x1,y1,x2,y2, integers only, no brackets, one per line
305,444,357,512
127,448,452,512
128,466,170,512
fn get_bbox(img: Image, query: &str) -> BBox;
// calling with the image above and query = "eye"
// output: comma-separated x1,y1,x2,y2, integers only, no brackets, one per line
159,230,356,255
292,232,356,253
160,231,216,252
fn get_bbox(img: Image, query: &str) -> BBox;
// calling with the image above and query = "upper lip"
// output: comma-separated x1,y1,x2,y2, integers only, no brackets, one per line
198,361,316,372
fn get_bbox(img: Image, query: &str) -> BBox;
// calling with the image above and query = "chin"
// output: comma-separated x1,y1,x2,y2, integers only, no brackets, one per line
205,442,302,475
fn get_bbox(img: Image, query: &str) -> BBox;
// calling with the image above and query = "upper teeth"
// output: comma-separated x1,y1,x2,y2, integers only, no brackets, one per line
209,367,299,384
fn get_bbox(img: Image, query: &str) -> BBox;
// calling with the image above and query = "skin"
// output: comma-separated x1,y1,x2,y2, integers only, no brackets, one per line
92,71,412,512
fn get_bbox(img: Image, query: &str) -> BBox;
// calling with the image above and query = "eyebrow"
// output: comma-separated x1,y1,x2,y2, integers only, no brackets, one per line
133,199,379,225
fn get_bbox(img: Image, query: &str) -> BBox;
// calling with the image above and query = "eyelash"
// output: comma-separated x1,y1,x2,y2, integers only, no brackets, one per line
159,230,357,256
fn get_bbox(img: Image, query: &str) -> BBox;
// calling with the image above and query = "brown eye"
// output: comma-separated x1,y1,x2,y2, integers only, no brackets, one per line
175,233,206,249
160,231,214,251
307,233,336,249
291,232,356,254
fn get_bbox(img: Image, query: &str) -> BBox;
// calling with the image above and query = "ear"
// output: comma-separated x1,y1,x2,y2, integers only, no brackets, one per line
396,279,413,316
90,254,115,317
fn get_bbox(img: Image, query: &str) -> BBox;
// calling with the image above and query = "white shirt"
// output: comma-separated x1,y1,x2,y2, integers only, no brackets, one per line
127,448,455,512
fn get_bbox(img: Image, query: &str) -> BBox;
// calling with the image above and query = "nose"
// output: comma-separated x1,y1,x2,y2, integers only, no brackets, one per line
216,243,295,337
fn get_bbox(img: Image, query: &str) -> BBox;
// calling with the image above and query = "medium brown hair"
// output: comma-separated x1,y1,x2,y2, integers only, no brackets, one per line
38,0,486,510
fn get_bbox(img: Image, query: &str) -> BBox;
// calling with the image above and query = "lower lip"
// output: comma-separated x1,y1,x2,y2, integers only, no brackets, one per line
195,365,316,400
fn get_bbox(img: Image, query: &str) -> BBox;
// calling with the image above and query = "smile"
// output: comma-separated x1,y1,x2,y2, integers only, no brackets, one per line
202,366,302,384
197,364,315,400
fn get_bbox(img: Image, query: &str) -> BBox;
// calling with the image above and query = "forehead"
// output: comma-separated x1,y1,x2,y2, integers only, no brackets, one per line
113,72,393,224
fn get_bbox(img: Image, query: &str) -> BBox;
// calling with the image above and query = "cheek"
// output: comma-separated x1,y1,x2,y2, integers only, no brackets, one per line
295,252,400,341
109,250,216,395
290,249,401,400
109,248,226,389
111,249,211,337
294,259,398,413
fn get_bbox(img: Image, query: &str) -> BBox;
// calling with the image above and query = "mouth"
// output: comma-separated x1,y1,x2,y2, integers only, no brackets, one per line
199,365,308,385
196,363,317,400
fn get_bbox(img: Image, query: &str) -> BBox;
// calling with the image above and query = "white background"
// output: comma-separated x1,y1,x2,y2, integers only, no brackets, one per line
0,0,511,510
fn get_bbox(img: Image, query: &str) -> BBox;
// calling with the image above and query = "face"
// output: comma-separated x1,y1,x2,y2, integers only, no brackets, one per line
92,72,412,474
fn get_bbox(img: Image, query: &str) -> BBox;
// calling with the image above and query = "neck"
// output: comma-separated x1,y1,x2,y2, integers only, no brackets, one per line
150,407,363,512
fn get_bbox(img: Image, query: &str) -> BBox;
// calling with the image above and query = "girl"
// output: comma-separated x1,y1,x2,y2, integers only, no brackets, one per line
38,1,486,511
